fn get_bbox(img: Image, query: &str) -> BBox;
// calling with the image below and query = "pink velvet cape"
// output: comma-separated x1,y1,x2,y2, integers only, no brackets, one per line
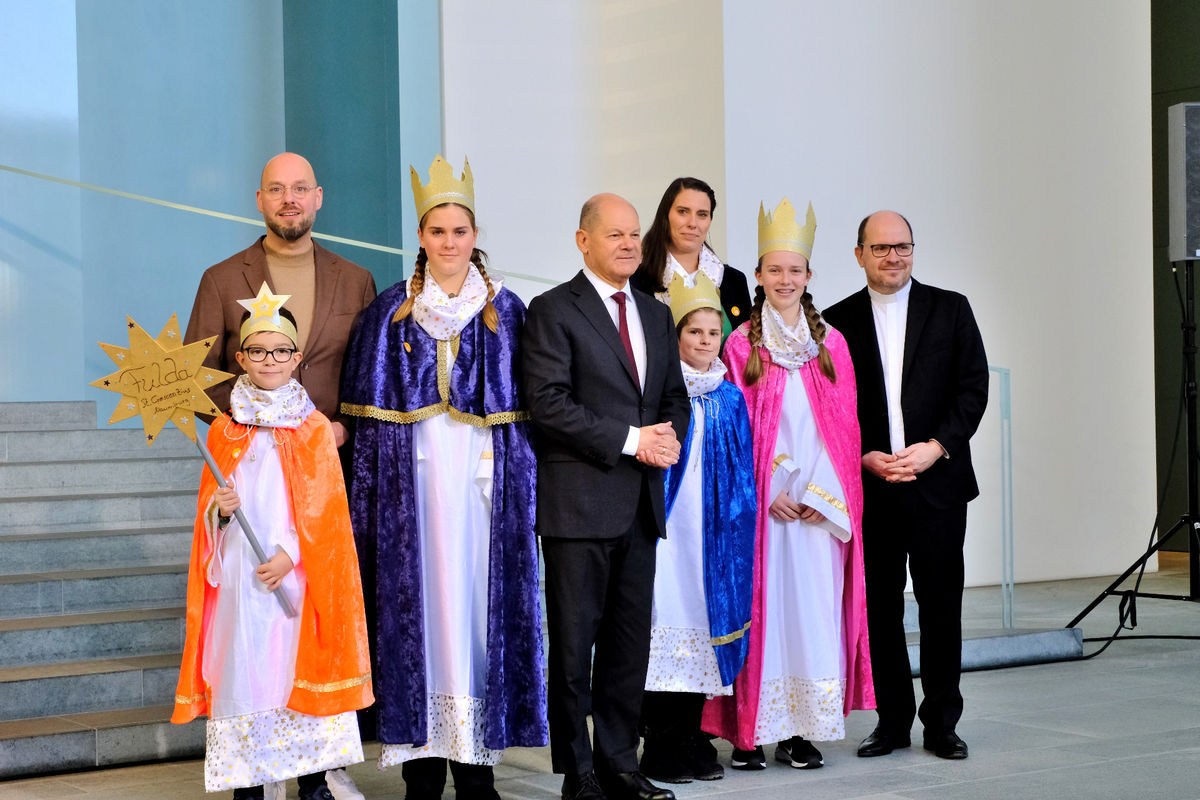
702,324,874,748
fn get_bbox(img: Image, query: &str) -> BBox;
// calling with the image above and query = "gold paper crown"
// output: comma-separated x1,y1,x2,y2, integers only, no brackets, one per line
757,198,816,259
237,282,298,345
667,272,722,326
411,154,475,220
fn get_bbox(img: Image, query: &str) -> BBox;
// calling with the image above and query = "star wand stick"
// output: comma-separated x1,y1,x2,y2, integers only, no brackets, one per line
90,314,297,617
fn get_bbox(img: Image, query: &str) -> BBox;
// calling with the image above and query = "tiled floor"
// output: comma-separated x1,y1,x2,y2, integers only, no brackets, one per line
3,553,1198,800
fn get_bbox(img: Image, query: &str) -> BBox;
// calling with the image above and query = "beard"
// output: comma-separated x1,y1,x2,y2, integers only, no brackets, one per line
266,213,314,243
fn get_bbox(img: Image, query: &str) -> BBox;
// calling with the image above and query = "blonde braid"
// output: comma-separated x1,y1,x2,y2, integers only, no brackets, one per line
743,285,767,386
392,254,427,323
473,251,500,334
801,289,836,382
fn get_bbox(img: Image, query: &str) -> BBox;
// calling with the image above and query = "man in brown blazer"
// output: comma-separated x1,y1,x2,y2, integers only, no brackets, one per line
186,152,376,446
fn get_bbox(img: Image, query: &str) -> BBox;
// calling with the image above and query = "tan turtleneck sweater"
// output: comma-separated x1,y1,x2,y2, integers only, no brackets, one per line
263,239,316,351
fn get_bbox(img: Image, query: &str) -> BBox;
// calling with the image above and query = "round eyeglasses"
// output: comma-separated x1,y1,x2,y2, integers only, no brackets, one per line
262,184,315,199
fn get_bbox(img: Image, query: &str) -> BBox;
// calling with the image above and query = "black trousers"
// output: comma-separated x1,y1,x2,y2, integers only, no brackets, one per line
640,690,707,750
861,484,967,737
542,500,658,777
402,758,494,800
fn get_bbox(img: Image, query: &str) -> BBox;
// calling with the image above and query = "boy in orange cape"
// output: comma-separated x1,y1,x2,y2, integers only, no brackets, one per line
173,284,373,800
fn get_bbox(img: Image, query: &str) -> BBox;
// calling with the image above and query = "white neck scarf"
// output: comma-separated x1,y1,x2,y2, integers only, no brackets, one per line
228,374,314,429
681,356,728,398
411,264,500,341
760,301,819,371
656,247,725,304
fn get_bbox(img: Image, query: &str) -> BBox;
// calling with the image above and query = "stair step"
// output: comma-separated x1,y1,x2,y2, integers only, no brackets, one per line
0,654,180,722
0,426,198,463
0,705,204,778
0,455,201,492
0,565,188,618
0,608,186,668
0,401,96,432
0,487,196,529
0,522,192,574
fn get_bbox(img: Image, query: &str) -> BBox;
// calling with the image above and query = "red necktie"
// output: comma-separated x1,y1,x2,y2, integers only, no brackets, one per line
612,291,640,385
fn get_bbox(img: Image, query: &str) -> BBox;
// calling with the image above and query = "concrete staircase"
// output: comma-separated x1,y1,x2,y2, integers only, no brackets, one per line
0,401,205,778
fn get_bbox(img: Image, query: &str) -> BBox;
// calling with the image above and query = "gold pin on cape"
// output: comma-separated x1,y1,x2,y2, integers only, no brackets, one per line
404,342,412,353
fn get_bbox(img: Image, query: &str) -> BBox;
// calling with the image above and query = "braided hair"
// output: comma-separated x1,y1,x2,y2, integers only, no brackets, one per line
391,203,499,333
743,258,836,385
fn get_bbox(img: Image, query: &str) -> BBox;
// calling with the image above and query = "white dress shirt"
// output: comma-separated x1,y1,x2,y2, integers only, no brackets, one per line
868,280,911,455
582,267,647,456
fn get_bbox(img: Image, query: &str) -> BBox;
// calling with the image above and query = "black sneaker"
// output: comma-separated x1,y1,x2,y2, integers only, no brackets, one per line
774,736,823,769
730,745,766,770
298,785,335,800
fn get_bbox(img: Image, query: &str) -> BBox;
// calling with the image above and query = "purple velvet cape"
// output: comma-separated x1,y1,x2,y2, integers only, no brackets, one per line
339,281,547,750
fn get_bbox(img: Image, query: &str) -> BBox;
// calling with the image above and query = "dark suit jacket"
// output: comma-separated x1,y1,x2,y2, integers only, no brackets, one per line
824,278,988,510
185,236,377,421
521,270,691,539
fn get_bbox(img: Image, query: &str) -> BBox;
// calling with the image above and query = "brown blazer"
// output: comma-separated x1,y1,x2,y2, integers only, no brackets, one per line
185,236,377,421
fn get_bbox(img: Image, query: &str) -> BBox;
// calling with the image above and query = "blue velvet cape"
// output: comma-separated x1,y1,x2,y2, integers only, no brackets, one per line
340,282,547,750
664,379,757,685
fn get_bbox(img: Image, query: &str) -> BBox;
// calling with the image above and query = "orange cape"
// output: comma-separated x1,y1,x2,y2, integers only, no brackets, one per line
172,411,373,723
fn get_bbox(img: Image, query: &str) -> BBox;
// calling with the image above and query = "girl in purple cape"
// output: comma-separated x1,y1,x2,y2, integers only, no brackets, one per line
340,156,547,800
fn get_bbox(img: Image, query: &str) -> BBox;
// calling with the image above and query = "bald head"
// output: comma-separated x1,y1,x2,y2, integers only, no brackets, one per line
855,209,915,294
579,193,634,231
257,152,323,249
856,210,913,247
261,152,316,188
577,193,641,288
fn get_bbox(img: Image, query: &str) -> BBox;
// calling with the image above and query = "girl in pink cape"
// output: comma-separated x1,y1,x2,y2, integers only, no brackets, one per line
703,199,874,771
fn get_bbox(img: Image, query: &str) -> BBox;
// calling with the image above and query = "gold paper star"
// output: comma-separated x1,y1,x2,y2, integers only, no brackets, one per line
91,315,234,445
237,282,292,326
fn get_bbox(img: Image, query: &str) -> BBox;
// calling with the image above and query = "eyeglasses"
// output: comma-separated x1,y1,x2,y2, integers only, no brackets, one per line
241,346,297,362
262,184,316,199
862,242,915,257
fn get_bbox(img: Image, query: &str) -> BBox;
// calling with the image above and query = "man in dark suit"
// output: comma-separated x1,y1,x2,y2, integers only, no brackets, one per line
824,210,988,761
185,152,376,446
522,194,691,800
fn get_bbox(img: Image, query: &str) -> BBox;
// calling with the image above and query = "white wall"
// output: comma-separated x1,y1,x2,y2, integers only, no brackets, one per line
722,1,1154,585
441,1,1155,586
440,0,727,299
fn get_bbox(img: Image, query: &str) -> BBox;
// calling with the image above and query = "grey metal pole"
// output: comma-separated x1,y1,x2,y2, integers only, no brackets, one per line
193,435,298,618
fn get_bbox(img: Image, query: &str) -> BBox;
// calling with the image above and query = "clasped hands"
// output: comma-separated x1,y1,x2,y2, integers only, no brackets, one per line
636,421,681,468
863,441,945,483
213,480,294,591
769,492,827,524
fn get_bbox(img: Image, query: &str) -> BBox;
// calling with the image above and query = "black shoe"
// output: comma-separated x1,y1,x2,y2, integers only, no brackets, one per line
856,726,911,757
682,734,723,781
923,730,969,760
233,788,265,800
299,786,335,800
599,771,675,800
730,745,766,770
774,736,823,769
458,790,501,800
563,772,607,800
639,739,693,784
